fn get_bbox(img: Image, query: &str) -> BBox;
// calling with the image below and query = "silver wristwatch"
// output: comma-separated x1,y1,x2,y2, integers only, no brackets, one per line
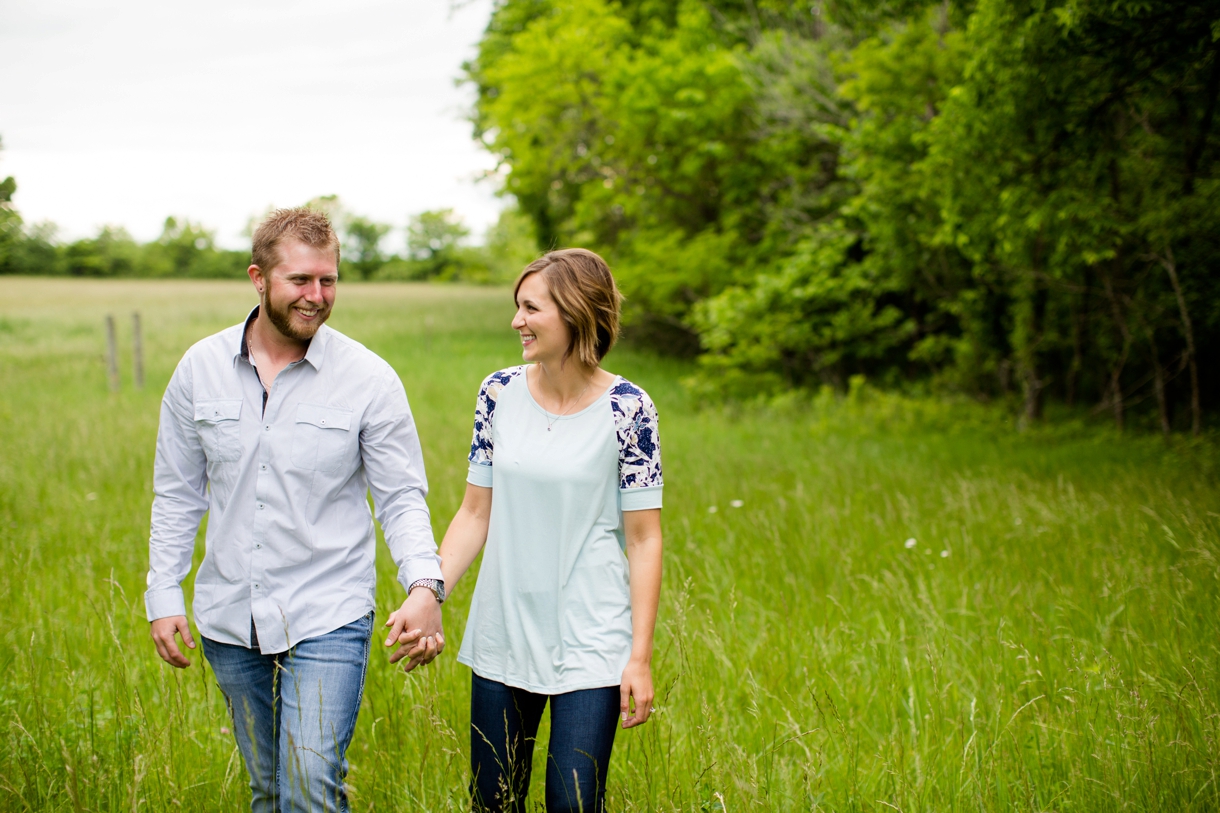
409,578,446,604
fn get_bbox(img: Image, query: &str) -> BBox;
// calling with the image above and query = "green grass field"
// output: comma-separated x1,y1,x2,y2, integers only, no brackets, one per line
1,277,1218,812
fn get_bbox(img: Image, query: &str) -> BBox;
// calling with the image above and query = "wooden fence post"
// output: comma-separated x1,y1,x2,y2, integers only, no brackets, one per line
132,312,144,389
105,315,120,392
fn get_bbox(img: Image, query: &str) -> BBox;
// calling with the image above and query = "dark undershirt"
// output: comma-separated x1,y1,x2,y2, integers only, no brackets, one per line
239,307,312,417
239,308,270,417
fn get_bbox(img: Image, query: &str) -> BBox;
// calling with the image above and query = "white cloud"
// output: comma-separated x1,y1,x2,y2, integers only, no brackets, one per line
0,0,501,249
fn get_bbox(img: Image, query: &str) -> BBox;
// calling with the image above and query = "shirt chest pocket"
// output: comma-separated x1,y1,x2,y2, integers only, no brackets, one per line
194,399,243,462
291,404,354,473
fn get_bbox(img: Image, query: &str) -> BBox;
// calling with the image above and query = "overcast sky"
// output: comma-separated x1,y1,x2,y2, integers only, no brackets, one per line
0,0,501,251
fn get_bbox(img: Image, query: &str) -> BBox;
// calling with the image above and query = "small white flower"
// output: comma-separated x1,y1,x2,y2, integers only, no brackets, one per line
940,550,949,558
730,500,744,508
86,493,98,501
904,538,917,549
708,505,718,514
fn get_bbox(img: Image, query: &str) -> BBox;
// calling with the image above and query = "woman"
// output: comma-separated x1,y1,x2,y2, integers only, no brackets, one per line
420,248,663,811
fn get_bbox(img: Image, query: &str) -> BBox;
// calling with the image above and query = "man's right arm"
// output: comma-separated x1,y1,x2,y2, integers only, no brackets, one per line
146,361,209,668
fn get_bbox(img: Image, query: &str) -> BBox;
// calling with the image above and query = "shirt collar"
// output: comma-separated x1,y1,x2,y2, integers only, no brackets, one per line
301,324,328,371
233,304,328,371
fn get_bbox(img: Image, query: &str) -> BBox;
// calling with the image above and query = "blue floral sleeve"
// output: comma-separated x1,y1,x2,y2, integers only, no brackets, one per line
468,366,526,467
610,380,663,492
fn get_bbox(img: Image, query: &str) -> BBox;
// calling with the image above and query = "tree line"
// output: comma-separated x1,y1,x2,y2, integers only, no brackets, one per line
466,0,1218,432
0,174,536,285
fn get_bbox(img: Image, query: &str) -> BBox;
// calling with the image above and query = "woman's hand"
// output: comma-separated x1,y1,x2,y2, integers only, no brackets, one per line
620,657,654,728
384,589,444,672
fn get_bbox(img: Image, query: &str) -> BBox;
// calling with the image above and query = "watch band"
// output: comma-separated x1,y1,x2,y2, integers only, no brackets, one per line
409,578,446,604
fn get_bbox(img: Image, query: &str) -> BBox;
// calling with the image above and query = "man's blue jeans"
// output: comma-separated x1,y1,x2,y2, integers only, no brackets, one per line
469,673,620,813
203,613,373,813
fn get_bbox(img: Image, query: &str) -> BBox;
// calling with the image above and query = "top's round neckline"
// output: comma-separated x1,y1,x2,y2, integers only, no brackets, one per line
521,368,621,423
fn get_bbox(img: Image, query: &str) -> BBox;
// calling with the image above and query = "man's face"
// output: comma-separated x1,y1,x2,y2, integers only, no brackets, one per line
250,238,338,341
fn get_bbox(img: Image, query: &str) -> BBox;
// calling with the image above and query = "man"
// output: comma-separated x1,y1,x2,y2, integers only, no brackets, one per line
146,208,445,812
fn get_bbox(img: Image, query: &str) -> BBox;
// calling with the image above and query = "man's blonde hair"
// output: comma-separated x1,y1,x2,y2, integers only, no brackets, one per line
251,207,340,274
514,248,622,368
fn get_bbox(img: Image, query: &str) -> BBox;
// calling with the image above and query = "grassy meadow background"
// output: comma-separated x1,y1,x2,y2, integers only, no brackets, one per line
1,277,1218,811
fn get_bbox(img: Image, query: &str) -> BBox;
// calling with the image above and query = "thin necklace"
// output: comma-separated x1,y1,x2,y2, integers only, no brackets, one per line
245,324,269,390
246,323,303,391
543,374,592,431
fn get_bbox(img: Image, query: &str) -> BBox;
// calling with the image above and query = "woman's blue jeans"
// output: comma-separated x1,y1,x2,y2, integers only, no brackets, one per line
470,673,620,813
202,613,373,813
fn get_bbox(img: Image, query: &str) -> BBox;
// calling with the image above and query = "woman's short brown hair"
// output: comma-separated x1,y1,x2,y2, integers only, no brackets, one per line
514,248,623,368
251,207,341,274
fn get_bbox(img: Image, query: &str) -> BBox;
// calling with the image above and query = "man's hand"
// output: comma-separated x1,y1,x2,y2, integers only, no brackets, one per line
384,588,444,672
151,616,196,668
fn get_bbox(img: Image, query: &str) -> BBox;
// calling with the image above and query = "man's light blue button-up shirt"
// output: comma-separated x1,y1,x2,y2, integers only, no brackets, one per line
145,309,442,654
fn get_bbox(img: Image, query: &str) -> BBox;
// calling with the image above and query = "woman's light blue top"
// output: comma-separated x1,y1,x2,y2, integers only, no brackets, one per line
457,365,663,693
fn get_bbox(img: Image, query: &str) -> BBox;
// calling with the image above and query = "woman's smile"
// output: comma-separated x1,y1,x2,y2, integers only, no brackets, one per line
512,273,568,362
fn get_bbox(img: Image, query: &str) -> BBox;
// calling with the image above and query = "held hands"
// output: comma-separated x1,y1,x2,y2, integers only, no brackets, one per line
151,615,196,668
620,657,655,729
384,587,445,672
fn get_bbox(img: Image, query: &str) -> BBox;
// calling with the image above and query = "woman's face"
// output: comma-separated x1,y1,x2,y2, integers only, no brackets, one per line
512,272,571,365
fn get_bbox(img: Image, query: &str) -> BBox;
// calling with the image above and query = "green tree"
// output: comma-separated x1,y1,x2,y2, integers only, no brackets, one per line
918,0,1220,427
6,221,61,276
0,136,22,274
63,226,141,277
684,0,1219,431
406,209,470,280
481,204,540,282
466,0,840,347
344,215,391,281
0,176,20,275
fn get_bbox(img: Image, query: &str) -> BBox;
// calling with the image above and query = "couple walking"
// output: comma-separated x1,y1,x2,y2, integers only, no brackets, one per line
145,208,664,812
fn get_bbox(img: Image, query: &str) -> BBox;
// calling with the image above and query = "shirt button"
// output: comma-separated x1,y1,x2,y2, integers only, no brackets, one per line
265,425,271,431
260,464,267,471
256,544,261,549
320,419,326,425
258,503,265,510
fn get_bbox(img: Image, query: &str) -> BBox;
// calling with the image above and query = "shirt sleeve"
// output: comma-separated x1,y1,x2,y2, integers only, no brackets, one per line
613,381,663,511
145,358,210,621
467,369,519,488
361,366,443,591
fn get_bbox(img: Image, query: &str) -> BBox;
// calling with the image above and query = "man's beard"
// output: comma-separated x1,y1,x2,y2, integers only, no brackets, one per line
262,286,330,341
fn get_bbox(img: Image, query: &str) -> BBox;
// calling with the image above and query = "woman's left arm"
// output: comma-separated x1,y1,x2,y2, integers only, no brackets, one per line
621,507,662,729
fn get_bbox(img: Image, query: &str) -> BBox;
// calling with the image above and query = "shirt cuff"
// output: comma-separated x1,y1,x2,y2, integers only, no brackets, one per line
398,553,444,594
145,587,188,622
621,484,663,511
467,461,493,488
